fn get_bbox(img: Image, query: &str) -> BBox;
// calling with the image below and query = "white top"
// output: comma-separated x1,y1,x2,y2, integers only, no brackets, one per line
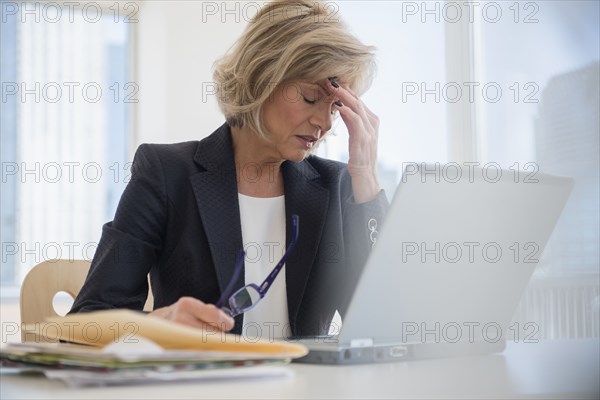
237,193,289,341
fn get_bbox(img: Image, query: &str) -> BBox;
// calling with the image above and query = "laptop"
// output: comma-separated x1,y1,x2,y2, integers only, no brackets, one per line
293,163,574,364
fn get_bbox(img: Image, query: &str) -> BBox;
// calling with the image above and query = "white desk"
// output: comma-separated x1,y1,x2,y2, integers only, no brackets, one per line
1,339,598,399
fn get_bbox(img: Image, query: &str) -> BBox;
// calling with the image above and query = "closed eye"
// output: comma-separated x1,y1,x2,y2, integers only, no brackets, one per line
303,96,317,105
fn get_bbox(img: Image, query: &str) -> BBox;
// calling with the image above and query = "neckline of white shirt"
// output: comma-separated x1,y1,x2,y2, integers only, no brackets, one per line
238,193,285,200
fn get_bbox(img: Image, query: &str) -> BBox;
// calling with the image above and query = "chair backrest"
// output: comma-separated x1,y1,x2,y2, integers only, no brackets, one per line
20,260,154,342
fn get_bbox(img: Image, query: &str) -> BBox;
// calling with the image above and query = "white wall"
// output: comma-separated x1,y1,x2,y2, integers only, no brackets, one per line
135,1,247,146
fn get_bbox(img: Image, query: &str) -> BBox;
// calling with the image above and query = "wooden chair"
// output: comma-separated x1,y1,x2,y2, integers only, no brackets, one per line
20,260,153,342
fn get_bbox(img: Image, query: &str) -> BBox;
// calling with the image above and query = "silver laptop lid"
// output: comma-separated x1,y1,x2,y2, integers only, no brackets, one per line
339,163,573,345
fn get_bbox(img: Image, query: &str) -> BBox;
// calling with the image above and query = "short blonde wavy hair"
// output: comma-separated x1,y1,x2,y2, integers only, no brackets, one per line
212,0,377,138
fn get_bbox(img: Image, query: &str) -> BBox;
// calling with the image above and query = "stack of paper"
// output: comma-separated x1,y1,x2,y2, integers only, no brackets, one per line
1,310,307,387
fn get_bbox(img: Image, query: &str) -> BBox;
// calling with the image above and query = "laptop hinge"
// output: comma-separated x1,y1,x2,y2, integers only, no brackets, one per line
349,338,373,348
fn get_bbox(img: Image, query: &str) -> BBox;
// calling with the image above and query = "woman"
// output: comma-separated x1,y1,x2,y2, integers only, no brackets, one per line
70,0,388,340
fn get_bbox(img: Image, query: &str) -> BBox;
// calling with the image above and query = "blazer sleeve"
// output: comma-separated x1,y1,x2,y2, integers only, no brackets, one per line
69,144,167,313
338,189,389,319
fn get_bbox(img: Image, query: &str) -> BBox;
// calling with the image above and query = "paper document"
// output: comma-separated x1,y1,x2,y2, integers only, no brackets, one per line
25,309,307,356
1,337,294,387
2,309,307,387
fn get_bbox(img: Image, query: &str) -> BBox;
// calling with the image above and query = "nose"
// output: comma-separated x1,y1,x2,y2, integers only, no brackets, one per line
309,102,334,134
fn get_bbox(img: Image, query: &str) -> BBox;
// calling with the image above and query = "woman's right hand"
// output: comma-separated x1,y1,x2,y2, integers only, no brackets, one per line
149,296,235,332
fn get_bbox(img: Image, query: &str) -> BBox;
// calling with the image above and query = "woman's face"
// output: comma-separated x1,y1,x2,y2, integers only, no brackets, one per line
260,79,340,163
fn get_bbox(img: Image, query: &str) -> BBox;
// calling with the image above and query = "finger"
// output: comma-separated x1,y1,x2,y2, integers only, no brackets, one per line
335,99,379,140
344,85,360,100
171,312,220,331
331,89,373,133
363,105,380,130
155,303,209,330
327,79,359,100
338,93,379,133
199,304,235,331
335,104,379,157
334,101,363,134
178,297,235,331
327,79,364,115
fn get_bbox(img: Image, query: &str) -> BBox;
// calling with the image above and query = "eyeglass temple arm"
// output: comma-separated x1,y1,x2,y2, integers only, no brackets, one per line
215,250,245,308
257,214,299,296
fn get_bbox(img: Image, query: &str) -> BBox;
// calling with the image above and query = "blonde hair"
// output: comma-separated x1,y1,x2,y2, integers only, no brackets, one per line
212,0,377,138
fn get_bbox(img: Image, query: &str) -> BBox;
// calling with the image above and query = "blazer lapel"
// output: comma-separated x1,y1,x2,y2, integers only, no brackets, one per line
189,124,244,306
282,160,329,334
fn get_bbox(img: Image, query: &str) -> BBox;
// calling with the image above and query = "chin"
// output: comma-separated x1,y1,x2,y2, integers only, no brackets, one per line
286,151,309,163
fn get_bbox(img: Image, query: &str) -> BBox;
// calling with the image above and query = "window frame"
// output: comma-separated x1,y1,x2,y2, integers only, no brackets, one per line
0,1,139,299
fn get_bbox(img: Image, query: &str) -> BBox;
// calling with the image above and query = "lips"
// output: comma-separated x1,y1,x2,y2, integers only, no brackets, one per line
296,135,318,149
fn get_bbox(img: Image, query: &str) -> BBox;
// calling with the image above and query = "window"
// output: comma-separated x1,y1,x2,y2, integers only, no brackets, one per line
323,1,599,276
474,1,599,276
316,1,449,197
322,1,599,339
472,1,599,338
1,2,134,291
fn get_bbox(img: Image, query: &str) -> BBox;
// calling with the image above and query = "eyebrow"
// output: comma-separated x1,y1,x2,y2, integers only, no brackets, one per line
317,83,332,96
307,82,334,97
299,81,336,100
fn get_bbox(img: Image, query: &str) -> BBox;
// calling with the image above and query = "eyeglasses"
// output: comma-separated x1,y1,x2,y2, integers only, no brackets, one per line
215,214,299,318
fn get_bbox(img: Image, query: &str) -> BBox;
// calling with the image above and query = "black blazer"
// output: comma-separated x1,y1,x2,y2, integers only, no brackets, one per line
70,123,388,336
